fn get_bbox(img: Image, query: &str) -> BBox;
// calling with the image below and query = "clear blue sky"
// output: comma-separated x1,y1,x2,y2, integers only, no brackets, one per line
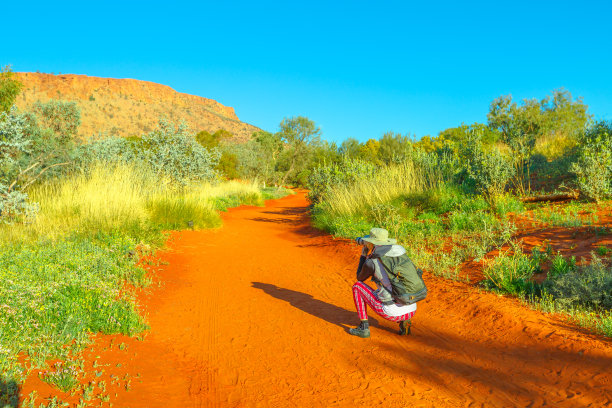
3,1,611,144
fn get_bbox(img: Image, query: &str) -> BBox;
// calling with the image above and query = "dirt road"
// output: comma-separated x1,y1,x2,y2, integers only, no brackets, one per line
22,191,612,407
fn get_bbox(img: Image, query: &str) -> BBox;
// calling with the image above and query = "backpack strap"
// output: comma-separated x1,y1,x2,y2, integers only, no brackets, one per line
375,259,394,293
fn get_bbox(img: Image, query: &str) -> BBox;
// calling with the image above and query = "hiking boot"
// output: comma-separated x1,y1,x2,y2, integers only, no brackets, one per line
398,319,411,336
349,321,370,338
349,326,370,338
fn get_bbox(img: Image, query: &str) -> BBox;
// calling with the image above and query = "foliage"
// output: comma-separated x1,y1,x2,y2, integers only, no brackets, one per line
31,100,81,140
463,130,515,207
307,158,377,204
549,252,577,278
483,242,537,295
0,235,148,383
216,150,239,179
0,108,39,222
195,128,233,149
277,116,321,185
487,89,589,194
570,120,612,202
80,120,221,186
377,132,413,164
139,120,220,185
0,66,23,114
543,254,612,310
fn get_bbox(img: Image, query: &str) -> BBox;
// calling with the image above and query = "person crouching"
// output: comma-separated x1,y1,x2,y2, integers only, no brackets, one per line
350,228,423,338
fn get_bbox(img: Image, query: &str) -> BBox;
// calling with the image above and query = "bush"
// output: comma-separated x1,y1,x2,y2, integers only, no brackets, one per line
570,121,612,202
464,137,515,207
0,108,39,223
549,252,577,278
31,100,81,140
483,243,536,295
543,254,612,310
79,120,221,186
307,158,378,204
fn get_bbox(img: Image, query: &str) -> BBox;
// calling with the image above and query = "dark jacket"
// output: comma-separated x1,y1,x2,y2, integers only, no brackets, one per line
356,244,409,304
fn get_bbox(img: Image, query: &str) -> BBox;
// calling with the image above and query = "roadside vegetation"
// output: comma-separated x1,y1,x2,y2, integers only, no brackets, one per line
304,90,611,339
0,67,289,405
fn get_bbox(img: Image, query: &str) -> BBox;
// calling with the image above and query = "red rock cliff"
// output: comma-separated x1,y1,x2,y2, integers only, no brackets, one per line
14,72,260,141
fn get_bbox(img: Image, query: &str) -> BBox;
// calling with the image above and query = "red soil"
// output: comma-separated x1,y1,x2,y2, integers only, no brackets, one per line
20,192,612,407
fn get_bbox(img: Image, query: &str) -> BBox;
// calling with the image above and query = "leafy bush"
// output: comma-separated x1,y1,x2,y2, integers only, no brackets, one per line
307,158,377,204
543,254,612,310
549,252,577,278
483,243,537,295
570,121,612,202
0,108,39,222
0,66,22,114
464,136,515,207
80,120,221,186
31,100,81,140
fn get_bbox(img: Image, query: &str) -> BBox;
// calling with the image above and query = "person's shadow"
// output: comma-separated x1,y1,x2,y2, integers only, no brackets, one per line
251,282,382,333
0,379,19,408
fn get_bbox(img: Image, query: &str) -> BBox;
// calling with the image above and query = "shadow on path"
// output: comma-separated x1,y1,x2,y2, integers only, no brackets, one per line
0,379,19,408
251,282,382,333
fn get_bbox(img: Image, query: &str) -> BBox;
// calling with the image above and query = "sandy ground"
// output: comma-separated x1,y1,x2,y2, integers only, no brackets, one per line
20,191,612,407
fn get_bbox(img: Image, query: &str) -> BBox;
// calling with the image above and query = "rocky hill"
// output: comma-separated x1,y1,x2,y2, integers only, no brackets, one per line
14,72,260,141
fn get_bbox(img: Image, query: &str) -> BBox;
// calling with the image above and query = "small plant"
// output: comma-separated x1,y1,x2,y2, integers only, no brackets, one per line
40,361,82,393
483,241,536,295
596,245,610,256
549,252,577,278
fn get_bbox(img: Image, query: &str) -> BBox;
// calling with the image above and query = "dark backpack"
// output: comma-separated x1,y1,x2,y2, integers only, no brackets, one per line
378,254,427,305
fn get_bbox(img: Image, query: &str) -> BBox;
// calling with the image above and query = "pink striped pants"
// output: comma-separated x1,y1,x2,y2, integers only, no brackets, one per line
352,281,415,322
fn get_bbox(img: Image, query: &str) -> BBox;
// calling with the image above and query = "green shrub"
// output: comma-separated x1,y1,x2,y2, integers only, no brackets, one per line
596,245,610,256
448,210,497,232
0,66,23,114
307,158,377,204
543,254,612,310
465,142,515,207
549,252,577,278
495,195,525,216
80,119,221,186
483,243,537,295
570,121,612,202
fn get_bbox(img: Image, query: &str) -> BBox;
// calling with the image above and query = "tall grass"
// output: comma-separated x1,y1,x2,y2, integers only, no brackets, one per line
0,163,269,243
321,161,441,217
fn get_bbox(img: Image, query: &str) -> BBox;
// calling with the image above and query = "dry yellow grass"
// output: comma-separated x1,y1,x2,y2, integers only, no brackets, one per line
0,164,265,243
323,161,441,217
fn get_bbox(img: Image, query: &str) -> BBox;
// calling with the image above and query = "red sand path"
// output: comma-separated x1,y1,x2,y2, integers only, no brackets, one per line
22,191,612,407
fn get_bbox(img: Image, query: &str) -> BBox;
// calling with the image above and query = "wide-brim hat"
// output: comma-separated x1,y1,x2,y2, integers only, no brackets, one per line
361,228,396,246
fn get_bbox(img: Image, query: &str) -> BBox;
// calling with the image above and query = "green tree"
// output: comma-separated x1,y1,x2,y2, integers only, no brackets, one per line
378,132,413,164
196,129,233,149
277,116,321,186
487,89,589,194
0,66,23,114
31,100,81,141
359,139,381,165
339,138,361,158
